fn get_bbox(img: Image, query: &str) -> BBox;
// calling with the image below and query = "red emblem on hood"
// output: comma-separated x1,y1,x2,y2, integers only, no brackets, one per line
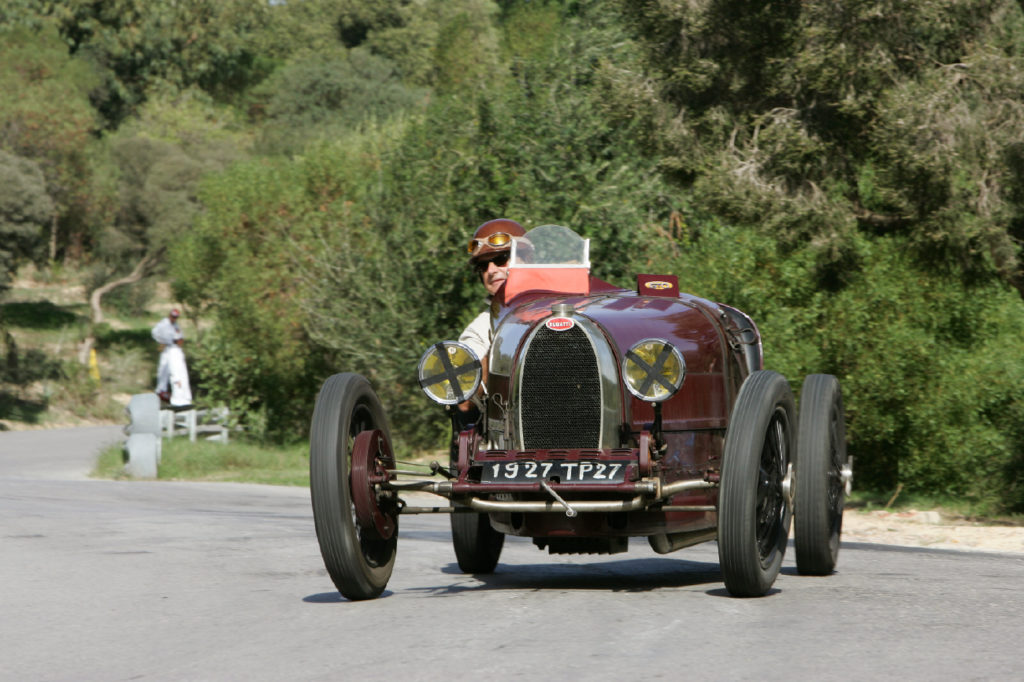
545,317,575,332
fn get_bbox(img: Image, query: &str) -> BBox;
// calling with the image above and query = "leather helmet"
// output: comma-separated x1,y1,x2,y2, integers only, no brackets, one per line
467,218,526,267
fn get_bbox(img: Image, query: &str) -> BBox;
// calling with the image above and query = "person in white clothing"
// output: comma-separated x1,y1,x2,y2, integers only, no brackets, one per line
165,340,192,407
152,308,187,404
457,219,526,417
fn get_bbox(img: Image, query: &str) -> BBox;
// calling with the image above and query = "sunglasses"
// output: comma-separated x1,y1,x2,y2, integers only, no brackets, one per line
473,252,510,274
467,232,514,255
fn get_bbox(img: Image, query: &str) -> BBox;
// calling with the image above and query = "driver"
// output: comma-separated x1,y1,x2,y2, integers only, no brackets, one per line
457,218,526,413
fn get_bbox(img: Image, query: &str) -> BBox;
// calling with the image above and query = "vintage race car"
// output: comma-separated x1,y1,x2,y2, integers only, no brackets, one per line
310,225,853,600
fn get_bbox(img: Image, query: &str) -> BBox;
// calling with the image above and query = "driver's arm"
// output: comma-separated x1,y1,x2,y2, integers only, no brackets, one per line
457,311,490,412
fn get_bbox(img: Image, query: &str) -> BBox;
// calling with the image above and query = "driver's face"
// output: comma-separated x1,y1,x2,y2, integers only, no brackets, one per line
481,257,510,296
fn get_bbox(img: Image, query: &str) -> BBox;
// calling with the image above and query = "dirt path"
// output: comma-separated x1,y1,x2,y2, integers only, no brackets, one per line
843,508,1024,554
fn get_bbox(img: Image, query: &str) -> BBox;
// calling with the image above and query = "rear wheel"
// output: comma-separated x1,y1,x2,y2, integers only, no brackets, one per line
795,374,847,575
310,373,397,600
451,511,504,573
719,371,795,597
448,410,503,573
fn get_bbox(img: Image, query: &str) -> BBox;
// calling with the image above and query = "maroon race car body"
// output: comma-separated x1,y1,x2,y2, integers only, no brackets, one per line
309,225,852,600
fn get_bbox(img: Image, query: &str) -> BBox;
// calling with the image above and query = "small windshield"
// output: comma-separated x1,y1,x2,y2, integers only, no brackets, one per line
510,225,590,268
503,225,591,301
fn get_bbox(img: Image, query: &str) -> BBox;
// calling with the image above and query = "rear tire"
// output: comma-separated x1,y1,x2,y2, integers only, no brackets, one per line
310,373,397,600
719,371,795,597
795,374,847,575
451,511,504,573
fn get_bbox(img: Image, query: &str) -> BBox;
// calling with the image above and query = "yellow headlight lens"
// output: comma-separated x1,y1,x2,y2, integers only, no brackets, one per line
417,341,482,405
623,339,685,402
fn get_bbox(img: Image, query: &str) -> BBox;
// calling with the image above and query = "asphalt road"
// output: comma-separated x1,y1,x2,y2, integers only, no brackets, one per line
2,426,1022,681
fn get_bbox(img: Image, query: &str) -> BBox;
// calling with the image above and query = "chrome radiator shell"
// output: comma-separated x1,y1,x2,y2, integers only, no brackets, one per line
504,312,622,450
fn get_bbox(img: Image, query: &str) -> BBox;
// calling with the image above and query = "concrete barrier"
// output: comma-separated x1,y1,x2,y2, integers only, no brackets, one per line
124,433,159,478
126,393,161,436
124,393,162,477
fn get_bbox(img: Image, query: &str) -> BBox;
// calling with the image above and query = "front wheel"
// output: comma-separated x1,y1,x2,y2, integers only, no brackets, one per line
310,373,397,600
719,371,795,597
795,374,848,575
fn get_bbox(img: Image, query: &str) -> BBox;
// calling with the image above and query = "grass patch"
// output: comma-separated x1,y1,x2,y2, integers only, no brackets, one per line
93,438,445,487
93,438,312,486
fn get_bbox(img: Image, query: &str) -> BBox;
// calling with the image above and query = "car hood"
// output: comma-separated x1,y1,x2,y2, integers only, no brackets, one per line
494,289,728,375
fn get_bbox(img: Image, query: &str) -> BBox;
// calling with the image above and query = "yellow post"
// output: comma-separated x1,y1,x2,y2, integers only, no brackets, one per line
88,348,101,381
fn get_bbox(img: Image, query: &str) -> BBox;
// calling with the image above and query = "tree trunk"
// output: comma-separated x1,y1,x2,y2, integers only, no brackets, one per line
80,250,162,365
49,212,58,262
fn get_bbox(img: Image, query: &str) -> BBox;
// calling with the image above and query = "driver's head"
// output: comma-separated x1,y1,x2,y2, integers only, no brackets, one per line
467,219,525,295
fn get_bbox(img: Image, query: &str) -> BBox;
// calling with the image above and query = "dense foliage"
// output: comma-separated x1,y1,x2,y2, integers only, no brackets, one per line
2,0,1023,510
0,150,52,292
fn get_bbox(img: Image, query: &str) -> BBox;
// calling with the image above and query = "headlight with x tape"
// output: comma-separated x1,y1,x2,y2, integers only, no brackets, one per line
622,338,686,402
417,341,482,405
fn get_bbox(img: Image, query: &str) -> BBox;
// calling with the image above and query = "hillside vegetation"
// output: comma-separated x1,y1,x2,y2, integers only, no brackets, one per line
1,1,1022,512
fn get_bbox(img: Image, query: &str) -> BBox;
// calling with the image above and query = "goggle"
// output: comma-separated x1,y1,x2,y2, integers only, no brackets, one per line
467,232,514,255
473,252,510,274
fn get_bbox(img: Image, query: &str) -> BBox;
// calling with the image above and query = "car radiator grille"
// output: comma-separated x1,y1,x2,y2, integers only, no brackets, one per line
520,325,602,449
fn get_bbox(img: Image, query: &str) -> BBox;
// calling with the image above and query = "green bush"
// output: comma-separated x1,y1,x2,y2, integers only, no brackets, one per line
633,220,1024,511
170,158,332,442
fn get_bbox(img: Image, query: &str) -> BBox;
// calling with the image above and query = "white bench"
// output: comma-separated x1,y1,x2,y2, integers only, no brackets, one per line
160,406,231,443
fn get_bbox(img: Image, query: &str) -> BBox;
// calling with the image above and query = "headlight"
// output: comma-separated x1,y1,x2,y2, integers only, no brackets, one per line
417,341,482,405
622,339,685,402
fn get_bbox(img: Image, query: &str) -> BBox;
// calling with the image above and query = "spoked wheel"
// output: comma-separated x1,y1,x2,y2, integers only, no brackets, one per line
795,374,848,575
310,373,398,600
719,371,796,597
451,510,504,573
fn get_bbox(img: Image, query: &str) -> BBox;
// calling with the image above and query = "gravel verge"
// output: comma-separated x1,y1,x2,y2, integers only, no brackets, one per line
842,508,1024,554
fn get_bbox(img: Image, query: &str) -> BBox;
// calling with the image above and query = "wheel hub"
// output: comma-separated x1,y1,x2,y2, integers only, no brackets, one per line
351,429,398,540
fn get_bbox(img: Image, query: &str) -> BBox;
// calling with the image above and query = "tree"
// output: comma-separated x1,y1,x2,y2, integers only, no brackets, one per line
171,157,331,440
615,0,1024,508
0,21,111,264
328,0,501,87
33,0,273,126
254,0,393,59
87,89,250,326
617,0,1024,295
0,151,52,293
249,48,426,155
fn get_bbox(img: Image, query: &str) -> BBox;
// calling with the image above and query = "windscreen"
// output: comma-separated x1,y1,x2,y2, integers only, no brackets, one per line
503,225,590,301
510,225,590,268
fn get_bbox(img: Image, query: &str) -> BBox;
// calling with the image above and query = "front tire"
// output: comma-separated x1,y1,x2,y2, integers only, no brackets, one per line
795,374,848,575
719,371,795,597
310,373,397,600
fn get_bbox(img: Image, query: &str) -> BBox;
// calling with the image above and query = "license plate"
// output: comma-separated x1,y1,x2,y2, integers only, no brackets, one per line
481,460,630,484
